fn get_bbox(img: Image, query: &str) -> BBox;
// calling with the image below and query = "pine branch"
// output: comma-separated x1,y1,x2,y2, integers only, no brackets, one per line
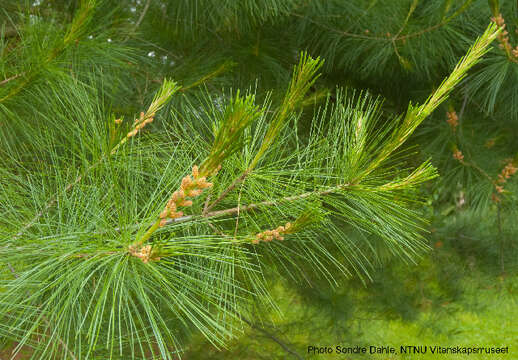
291,0,473,42
392,0,419,40
205,169,249,213
156,183,354,230
205,184,353,219
0,1,97,104
11,79,179,240
396,0,473,40
125,0,152,42
356,23,499,181
132,92,261,250
206,53,323,211
0,72,24,86
0,12,505,356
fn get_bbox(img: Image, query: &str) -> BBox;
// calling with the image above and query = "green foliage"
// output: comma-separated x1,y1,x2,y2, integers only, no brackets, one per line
0,1,517,359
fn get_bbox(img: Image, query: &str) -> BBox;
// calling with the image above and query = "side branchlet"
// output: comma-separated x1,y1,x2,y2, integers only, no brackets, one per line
200,92,262,176
131,92,261,259
252,208,323,244
356,23,499,182
126,79,181,138
250,52,323,169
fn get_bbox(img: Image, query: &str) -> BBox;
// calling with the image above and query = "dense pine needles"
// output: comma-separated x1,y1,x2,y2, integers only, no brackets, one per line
0,2,500,354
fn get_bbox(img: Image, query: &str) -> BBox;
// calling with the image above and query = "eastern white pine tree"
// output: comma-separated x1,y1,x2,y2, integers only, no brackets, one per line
1,0,516,359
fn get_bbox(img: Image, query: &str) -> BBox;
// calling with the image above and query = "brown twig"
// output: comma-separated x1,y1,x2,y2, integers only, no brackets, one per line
0,72,24,86
233,178,246,238
3,26,18,38
205,169,250,212
162,182,353,228
2,183,355,263
5,182,355,243
123,0,152,42
240,315,303,360
202,192,212,216
497,203,505,275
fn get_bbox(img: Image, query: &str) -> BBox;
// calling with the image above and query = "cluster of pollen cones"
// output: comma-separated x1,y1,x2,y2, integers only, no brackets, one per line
159,165,214,227
127,111,155,138
128,244,160,263
253,222,292,244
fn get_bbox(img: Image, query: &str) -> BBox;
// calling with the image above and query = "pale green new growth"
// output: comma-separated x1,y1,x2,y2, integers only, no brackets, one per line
251,52,323,169
357,23,499,181
201,92,262,175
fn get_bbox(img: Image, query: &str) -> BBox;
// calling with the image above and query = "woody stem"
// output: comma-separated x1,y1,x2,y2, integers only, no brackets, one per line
206,168,250,212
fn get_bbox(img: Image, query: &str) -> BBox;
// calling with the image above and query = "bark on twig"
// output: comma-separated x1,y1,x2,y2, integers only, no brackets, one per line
124,0,152,42
240,315,303,360
205,169,250,212
0,72,24,86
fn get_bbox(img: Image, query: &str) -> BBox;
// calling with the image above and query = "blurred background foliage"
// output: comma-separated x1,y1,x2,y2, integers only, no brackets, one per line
1,0,517,358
